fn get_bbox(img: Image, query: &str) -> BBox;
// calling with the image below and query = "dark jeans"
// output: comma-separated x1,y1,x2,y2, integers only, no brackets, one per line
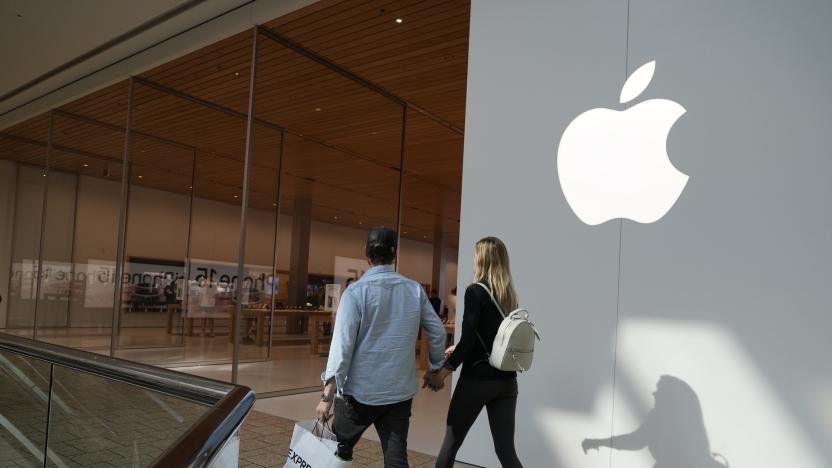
435,377,522,468
333,395,412,468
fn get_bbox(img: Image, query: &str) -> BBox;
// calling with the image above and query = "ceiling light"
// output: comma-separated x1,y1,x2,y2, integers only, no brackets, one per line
395,18,403,23
272,203,277,207
188,186,193,189
82,163,89,167
234,72,240,77
403,231,408,234
137,175,143,179
333,216,338,220
233,195,239,199
315,107,322,112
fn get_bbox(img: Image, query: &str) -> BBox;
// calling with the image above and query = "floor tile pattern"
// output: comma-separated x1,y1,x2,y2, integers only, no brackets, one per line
239,411,438,468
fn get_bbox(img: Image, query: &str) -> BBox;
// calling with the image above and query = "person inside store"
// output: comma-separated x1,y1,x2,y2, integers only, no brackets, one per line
163,276,178,305
432,237,524,468
239,275,277,345
315,226,447,467
323,276,355,337
429,288,442,315
445,287,457,323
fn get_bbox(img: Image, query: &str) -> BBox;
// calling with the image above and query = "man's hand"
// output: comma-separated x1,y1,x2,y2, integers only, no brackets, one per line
422,367,451,392
422,371,444,391
316,399,334,422
317,378,336,422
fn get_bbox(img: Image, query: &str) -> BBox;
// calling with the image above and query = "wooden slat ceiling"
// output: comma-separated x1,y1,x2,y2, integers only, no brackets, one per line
0,0,469,247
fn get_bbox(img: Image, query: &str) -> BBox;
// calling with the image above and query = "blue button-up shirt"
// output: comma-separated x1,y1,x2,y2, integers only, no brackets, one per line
321,265,447,406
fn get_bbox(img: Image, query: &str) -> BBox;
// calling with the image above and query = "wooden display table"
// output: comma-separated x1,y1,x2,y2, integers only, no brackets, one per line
166,304,181,334
229,308,333,350
165,304,232,337
165,304,221,336
308,314,333,355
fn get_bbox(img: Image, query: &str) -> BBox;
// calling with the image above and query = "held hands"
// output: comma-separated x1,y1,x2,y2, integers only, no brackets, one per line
422,367,451,392
422,370,444,391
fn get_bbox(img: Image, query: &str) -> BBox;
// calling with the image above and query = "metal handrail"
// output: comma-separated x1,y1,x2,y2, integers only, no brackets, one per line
0,332,256,467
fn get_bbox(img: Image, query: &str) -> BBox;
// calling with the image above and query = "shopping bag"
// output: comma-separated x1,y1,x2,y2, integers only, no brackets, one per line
283,419,351,468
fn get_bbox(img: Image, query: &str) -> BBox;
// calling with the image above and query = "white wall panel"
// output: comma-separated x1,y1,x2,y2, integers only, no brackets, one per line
610,1,832,467
460,0,832,466
459,1,627,466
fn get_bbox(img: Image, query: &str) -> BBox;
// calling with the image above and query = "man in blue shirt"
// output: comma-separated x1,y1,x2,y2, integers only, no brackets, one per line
316,226,447,467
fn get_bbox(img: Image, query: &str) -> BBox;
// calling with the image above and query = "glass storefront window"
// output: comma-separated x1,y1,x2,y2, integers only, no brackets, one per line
0,24,460,399
35,98,128,353
0,114,50,337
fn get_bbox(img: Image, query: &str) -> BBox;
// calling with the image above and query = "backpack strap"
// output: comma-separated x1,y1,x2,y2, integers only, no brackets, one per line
471,283,507,363
475,283,507,319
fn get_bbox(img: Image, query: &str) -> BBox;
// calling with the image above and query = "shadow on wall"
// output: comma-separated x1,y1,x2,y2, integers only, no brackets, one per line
582,375,728,468
581,375,728,468
527,317,830,468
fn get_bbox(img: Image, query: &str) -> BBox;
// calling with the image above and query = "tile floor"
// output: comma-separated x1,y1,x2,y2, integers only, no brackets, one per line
240,411,441,468
253,387,451,457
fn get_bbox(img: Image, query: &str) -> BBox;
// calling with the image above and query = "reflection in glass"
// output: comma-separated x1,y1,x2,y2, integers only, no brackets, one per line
0,114,50,337
0,351,50,466
238,30,406,393
46,365,209,467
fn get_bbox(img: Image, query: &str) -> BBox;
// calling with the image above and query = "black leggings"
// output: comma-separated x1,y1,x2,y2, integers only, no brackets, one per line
435,377,522,468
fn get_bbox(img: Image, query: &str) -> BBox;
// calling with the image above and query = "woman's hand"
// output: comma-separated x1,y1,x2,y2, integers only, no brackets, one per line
444,345,456,360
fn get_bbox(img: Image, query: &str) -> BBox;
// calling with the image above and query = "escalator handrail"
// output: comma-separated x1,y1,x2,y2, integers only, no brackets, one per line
0,332,256,467
155,385,256,467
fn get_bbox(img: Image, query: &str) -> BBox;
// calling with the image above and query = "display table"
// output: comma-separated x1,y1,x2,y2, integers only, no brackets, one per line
308,313,333,355
165,303,232,337
229,308,333,350
167,304,449,361
165,304,220,336
166,304,181,334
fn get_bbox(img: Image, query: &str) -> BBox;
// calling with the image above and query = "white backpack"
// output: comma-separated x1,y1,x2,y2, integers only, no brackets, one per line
475,283,540,372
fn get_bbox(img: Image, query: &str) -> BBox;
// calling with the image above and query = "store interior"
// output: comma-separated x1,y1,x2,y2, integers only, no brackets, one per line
0,1,470,452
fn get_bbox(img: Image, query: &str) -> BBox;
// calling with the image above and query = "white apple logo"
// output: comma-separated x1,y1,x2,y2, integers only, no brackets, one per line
557,61,688,226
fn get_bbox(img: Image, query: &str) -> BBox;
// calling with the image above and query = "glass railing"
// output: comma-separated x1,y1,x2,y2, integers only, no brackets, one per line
0,332,255,467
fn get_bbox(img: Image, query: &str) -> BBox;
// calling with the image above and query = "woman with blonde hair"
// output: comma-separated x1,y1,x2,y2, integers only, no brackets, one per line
431,237,523,468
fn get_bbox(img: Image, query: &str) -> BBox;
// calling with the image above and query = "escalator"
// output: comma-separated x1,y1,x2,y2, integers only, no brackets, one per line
0,332,255,467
